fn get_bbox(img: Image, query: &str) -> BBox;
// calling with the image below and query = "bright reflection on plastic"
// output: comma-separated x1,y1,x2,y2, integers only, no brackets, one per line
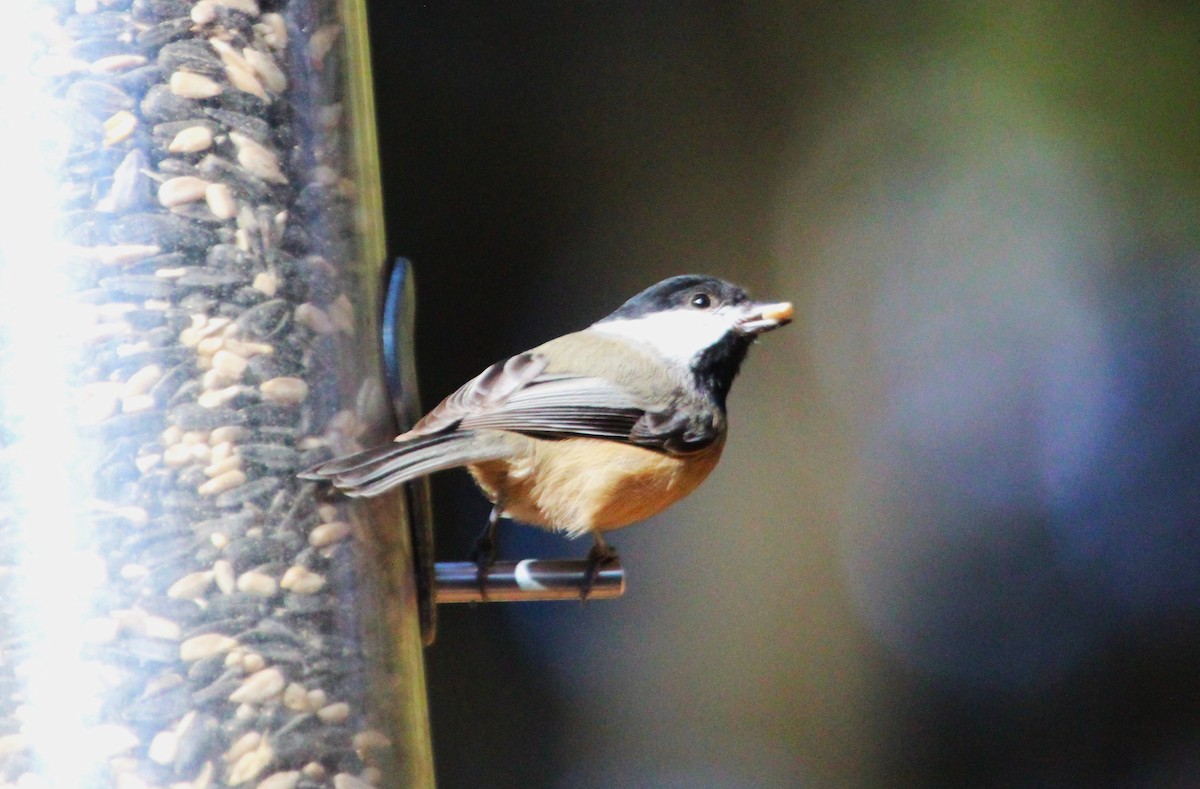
0,8,104,785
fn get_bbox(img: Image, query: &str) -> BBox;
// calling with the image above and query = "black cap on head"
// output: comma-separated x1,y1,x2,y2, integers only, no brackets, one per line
596,275,773,409
599,275,750,322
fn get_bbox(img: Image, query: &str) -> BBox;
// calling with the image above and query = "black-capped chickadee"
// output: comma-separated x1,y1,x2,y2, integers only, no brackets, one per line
302,275,792,591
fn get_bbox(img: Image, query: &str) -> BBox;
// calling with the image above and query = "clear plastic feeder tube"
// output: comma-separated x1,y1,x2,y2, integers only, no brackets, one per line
0,0,433,786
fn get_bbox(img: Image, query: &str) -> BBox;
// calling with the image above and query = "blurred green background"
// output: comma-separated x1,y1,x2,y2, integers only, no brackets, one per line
367,3,1200,786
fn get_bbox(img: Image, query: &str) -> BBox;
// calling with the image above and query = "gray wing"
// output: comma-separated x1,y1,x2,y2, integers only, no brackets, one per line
399,351,721,452
402,352,552,436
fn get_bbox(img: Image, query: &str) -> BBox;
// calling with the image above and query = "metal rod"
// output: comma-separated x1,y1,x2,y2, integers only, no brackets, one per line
434,559,626,603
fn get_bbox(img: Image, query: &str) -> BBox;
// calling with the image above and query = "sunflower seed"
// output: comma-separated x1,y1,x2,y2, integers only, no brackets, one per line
166,124,214,153
170,71,223,99
257,771,301,789
259,376,307,404
198,468,245,496
228,666,285,704
308,521,350,548
102,109,138,145
228,131,286,184
158,175,211,207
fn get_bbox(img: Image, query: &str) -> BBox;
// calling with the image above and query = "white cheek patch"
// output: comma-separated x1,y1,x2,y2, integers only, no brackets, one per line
591,309,736,365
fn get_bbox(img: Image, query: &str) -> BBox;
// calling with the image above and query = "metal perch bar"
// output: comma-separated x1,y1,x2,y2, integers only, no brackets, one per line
434,559,626,603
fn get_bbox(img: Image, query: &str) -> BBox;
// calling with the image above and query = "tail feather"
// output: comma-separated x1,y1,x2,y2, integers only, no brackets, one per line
300,430,509,498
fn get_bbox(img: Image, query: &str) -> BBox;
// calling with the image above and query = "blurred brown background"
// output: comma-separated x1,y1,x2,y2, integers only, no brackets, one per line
366,3,1200,786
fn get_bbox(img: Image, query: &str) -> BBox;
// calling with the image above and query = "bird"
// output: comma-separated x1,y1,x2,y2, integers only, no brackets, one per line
301,274,792,595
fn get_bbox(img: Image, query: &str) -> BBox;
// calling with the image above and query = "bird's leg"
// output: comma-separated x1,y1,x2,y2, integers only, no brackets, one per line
468,501,504,599
581,533,619,601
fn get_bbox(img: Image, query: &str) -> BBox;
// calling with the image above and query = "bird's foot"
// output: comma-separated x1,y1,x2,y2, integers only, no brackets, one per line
467,535,497,600
467,504,504,601
581,541,619,601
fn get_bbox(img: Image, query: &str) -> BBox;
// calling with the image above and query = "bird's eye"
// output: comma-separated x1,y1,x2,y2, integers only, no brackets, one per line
690,293,712,309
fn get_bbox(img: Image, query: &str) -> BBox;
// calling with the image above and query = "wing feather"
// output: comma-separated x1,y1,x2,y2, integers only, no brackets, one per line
397,348,722,454
403,352,551,436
